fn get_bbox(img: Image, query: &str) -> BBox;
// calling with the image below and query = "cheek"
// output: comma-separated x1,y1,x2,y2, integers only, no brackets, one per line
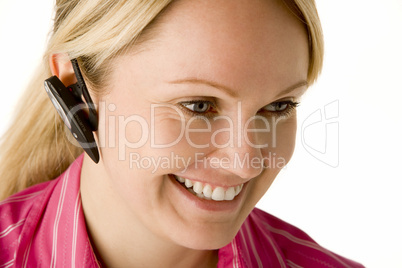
98,103,212,176
266,115,297,162
95,98,159,201
150,111,218,168
245,115,297,207
151,108,188,148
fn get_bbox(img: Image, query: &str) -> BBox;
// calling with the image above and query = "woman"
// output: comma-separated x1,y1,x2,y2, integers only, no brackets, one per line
0,0,363,267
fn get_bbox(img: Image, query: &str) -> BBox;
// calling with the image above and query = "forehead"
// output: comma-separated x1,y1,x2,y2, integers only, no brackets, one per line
129,0,309,97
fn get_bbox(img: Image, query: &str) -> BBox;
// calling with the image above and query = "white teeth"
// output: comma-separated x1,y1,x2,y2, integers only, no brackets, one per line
235,185,241,196
193,181,203,194
202,184,213,199
174,175,244,202
212,187,225,201
185,179,193,188
224,187,235,201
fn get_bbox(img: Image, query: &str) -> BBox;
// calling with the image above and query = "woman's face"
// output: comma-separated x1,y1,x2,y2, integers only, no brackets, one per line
93,0,308,249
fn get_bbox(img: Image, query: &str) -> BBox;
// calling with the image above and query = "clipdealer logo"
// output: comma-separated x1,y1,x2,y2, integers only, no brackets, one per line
301,100,340,168
63,101,286,160
62,99,340,169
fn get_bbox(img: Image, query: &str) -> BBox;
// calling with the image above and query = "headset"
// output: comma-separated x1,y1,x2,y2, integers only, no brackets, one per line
44,59,100,163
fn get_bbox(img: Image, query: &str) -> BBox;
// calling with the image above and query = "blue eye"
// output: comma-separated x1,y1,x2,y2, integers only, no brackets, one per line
261,101,300,116
264,101,291,112
181,101,214,114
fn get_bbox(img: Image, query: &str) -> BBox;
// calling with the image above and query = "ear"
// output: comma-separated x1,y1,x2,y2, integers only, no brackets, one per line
49,53,77,87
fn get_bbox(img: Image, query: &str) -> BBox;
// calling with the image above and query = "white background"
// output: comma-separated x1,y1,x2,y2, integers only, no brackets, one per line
0,1,401,267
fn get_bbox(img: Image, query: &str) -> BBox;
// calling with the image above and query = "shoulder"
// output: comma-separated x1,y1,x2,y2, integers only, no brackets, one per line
0,155,84,266
234,208,364,267
0,178,57,265
0,154,95,267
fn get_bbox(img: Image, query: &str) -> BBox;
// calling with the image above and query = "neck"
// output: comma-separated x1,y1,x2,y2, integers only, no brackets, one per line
80,155,218,268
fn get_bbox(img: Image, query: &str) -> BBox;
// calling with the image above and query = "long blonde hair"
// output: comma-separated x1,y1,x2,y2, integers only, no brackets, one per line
0,0,323,200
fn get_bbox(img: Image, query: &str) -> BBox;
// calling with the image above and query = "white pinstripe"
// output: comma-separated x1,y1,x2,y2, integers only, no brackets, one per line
0,219,25,238
263,222,353,268
0,259,14,268
264,230,287,268
71,193,80,268
22,237,33,268
287,259,304,268
231,240,239,268
50,168,70,268
243,224,263,267
0,191,44,206
3,262,13,268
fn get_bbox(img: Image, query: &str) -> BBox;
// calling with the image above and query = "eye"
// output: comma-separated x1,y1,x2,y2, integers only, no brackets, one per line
263,101,298,112
180,101,214,114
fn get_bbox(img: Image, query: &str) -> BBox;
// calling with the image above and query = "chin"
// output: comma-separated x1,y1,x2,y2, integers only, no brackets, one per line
168,207,252,251
177,224,241,250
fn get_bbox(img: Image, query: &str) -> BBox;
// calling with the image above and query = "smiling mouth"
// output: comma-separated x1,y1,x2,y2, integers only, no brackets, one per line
172,175,244,201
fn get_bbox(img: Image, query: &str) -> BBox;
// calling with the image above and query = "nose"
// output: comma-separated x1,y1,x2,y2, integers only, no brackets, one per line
215,115,267,180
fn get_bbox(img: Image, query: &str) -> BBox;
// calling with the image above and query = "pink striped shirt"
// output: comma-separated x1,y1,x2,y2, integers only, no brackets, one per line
0,155,363,267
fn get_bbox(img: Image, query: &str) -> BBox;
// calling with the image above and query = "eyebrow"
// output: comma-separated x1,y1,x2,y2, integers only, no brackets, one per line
273,80,309,99
169,78,239,98
169,78,309,99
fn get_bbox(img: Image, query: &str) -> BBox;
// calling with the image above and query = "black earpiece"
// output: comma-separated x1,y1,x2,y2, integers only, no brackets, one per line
44,59,100,163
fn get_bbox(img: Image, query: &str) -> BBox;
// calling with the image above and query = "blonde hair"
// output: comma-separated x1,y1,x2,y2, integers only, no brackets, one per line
0,0,323,200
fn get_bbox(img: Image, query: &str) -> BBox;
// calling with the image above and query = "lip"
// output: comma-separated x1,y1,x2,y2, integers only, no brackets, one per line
167,174,248,212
